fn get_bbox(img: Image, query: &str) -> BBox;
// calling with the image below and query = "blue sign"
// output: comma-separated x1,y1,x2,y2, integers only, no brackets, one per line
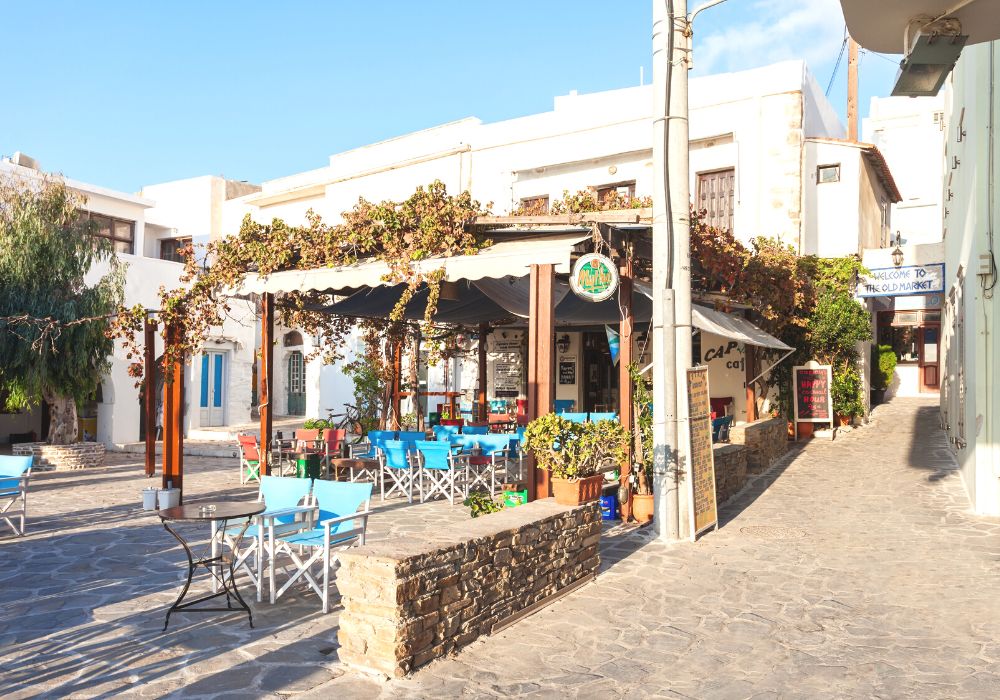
859,263,945,298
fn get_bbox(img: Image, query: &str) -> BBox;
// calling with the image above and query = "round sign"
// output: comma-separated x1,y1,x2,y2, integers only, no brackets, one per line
569,253,619,302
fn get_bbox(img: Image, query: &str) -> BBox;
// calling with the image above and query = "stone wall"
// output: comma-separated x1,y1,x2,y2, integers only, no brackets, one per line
729,416,788,474
336,499,601,678
713,444,747,504
12,442,106,471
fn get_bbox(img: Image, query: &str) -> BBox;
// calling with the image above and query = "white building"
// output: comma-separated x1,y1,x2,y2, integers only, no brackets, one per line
218,60,895,428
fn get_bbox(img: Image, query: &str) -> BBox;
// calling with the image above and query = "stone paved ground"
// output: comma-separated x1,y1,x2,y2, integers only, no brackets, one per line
3,397,1000,698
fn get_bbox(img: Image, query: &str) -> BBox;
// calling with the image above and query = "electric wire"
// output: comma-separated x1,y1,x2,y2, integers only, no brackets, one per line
825,25,849,96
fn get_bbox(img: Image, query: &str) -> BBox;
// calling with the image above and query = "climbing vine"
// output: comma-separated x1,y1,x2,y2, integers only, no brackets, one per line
112,181,491,383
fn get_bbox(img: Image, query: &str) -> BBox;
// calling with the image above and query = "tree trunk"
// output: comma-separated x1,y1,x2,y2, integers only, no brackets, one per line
43,390,78,445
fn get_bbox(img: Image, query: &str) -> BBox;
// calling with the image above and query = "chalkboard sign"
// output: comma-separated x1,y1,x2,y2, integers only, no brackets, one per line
558,357,576,385
687,366,718,539
793,363,833,423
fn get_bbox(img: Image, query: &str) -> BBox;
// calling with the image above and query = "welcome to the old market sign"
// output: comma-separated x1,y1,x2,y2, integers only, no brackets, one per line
569,253,619,302
858,263,945,298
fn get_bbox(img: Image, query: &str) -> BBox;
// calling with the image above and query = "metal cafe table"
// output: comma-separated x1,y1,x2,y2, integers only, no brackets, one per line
159,501,265,631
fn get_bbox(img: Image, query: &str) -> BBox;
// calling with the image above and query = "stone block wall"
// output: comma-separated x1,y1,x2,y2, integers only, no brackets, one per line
12,442,106,471
336,499,601,678
729,416,788,474
713,443,747,504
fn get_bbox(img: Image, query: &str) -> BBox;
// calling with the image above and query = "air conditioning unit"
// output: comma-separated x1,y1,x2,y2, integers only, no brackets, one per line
10,151,40,170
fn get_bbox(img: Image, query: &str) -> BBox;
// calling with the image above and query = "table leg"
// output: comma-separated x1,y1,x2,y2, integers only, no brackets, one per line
162,519,196,633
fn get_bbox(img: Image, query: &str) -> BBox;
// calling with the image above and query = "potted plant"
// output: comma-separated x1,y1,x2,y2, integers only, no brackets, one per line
628,363,655,522
870,344,896,406
832,363,864,426
523,413,630,506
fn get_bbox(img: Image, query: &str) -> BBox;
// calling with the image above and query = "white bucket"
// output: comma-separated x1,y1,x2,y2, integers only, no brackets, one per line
157,488,180,510
142,488,159,510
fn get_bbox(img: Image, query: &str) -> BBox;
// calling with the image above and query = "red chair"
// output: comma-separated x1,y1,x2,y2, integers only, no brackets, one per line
440,418,464,428
237,434,261,485
294,429,321,452
322,429,347,479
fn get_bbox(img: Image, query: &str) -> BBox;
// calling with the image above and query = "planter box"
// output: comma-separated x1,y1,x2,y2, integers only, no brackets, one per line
552,474,604,506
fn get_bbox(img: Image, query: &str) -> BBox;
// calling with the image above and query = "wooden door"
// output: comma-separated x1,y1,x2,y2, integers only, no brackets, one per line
919,326,940,392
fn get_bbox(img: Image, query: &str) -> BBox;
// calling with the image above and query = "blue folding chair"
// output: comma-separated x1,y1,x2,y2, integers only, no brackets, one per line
397,430,427,444
555,399,575,413
272,481,372,612
462,424,489,435
470,434,518,493
215,474,313,602
0,455,33,537
712,416,734,443
561,412,589,424
432,424,461,441
589,412,618,423
414,441,466,504
380,439,417,502
350,430,396,460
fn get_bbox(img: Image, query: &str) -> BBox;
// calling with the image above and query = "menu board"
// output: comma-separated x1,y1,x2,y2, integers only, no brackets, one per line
493,337,523,398
793,364,833,422
558,357,576,385
687,367,718,538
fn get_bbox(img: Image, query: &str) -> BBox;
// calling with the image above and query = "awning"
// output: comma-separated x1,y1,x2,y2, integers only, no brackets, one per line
241,233,590,296
691,305,792,351
634,282,791,351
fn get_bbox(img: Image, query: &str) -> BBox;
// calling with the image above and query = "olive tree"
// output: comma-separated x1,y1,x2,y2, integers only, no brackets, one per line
0,174,124,444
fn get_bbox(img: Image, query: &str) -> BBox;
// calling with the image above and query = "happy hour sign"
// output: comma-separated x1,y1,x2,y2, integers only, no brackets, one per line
793,363,833,422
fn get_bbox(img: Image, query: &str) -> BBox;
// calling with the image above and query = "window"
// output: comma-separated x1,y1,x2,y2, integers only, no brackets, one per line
817,164,840,184
518,195,550,215
159,237,192,263
696,168,735,232
81,212,135,254
595,181,636,206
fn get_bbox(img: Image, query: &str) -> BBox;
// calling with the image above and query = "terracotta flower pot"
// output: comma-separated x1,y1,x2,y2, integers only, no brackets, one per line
631,493,654,523
836,414,851,427
551,474,604,506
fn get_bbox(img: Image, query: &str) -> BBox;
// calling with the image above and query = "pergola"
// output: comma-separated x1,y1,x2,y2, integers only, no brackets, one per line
146,208,790,516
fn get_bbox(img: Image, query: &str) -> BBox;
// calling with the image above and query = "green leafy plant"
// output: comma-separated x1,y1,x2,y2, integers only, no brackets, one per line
832,363,865,418
523,413,630,481
343,359,383,435
628,363,653,496
871,344,897,391
464,490,503,518
302,418,331,432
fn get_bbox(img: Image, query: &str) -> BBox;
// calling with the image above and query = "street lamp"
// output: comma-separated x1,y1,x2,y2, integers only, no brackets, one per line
891,21,968,97
892,232,905,266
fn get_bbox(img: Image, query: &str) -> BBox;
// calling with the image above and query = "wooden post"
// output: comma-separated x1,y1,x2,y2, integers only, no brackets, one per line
618,260,634,520
144,317,157,478
527,263,555,501
478,322,489,421
847,37,859,142
413,329,424,432
259,293,274,476
391,341,402,429
162,322,184,501
745,344,758,422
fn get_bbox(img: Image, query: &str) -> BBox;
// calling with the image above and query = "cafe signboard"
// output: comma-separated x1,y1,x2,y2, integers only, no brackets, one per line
569,253,619,302
686,366,718,539
792,361,833,439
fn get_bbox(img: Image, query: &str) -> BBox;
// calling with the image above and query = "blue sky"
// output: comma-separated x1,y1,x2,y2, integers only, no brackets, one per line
2,1,899,193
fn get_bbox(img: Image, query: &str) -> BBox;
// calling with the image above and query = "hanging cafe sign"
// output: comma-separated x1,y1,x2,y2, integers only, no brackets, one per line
569,253,619,302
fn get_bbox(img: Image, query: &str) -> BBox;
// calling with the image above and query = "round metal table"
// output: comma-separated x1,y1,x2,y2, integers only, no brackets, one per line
159,501,265,632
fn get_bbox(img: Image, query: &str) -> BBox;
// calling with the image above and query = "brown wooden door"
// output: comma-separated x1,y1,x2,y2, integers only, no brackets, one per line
696,168,735,232
919,326,940,392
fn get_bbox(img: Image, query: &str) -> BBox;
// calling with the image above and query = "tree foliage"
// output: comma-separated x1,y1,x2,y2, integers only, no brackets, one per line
0,175,124,443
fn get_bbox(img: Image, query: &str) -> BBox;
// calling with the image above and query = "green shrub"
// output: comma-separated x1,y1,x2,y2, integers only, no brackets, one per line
523,413,630,480
871,344,897,390
832,363,865,418
464,490,503,518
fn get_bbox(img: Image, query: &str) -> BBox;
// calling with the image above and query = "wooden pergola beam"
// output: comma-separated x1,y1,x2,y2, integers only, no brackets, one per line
162,322,184,501
527,263,554,502
618,258,634,521
259,292,274,476
478,322,489,422
144,317,157,478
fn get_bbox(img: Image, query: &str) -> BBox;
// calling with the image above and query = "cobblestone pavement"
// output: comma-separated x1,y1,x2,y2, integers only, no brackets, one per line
3,397,1000,698
313,397,1000,699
